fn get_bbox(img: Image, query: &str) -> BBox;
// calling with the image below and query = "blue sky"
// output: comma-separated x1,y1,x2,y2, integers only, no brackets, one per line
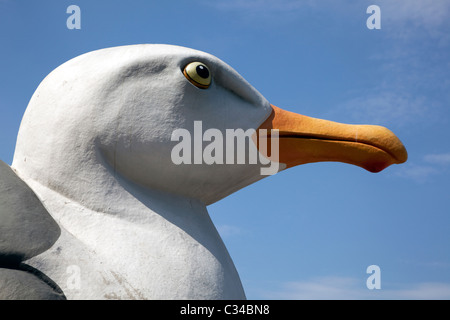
1,0,449,299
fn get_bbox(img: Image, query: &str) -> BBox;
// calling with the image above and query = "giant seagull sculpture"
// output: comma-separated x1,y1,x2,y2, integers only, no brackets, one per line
0,44,407,299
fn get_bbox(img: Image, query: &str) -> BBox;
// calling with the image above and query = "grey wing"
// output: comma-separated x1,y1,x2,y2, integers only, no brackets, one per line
0,267,65,300
0,160,66,299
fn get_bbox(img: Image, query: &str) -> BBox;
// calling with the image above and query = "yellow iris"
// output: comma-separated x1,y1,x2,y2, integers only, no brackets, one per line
183,62,211,89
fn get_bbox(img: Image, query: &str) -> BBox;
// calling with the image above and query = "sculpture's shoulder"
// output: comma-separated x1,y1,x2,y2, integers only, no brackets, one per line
0,160,65,299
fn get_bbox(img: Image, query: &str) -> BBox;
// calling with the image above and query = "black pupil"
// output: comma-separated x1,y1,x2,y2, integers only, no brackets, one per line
196,65,209,79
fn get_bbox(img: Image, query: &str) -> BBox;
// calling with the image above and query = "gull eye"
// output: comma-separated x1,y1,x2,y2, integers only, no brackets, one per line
183,62,211,89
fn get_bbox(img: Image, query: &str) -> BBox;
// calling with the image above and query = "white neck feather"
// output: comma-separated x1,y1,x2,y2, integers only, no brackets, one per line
20,171,246,300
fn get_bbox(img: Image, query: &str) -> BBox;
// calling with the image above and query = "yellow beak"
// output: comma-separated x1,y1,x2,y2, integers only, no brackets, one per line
257,105,408,173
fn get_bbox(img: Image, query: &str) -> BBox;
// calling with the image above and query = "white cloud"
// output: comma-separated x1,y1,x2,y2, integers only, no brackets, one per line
424,153,450,166
268,277,368,300
332,91,429,127
217,224,243,238
378,0,450,42
321,2,449,129
391,282,450,300
208,0,450,32
206,0,448,130
394,163,438,182
392,153,450,182
265,276,450,300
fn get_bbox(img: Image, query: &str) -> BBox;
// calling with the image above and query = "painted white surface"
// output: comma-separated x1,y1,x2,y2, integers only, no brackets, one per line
12,45,273,299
